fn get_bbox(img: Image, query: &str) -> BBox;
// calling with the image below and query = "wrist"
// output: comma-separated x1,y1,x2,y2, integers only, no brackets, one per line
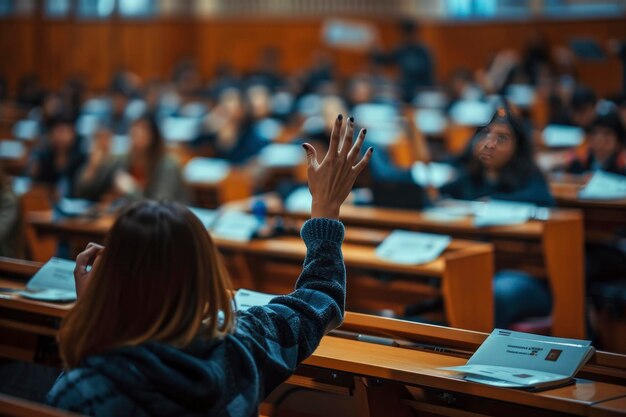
311,202,340,220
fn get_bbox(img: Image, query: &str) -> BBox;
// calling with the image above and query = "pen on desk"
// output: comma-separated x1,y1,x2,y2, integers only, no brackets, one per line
329,330,470,357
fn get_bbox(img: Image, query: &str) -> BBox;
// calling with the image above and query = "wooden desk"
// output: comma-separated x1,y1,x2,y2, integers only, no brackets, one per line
26,214,495,331
0,260,624,417
227,194,587,339
549,174,626,242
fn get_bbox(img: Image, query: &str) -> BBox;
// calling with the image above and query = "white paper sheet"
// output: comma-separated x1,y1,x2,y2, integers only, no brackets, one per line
12,119,39,141
259,143,304,168
211,211,260,242
187,206,219,229
578,171,626,200
411,161,456,187
183,157,231,184
542,125,584,148
20,257,76,302
234,289,278,311
473,200,537,227
449,101,494,126
285,186,312,213
0,140,26,159
375,230,451,265
160,116,202,142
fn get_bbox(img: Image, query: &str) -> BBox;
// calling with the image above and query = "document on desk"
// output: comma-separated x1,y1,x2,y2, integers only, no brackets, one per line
234,289,278,311
183,157,231,184
578,171,626,200
19,257,77,302
187,206,219,229
376,230,451,265
441,329,595,390
211,210,261,242
473,200,540,227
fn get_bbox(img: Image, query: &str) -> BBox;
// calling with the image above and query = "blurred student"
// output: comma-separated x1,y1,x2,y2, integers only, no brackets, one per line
0,165,20,257
441,107,554,206
30,115,86,198
197,88,266,164
570,86,598,130
446,107,554,328
566,111,626,176
371,20,435,103
47,115,372,416
75,117,188,202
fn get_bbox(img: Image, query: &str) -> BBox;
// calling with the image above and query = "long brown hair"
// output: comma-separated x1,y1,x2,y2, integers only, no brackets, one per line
58,201,235,368
130,115,165,182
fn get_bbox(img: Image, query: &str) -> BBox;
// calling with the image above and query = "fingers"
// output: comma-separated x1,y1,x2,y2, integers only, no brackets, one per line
347,128,367,162
352,147,374,175
302,143,319,170
339,116,355,157
325,114,343,160
75,243,104,273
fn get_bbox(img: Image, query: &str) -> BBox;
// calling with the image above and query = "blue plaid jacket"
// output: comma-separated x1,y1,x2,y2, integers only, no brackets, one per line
47,218,346,417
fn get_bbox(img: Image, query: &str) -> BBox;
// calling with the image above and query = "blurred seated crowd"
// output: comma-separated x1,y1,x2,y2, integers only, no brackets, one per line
1,24,626,337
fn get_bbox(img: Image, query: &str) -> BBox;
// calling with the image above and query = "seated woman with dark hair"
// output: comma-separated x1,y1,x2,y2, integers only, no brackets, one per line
441,106,554,328
441,107,554,207
566,110,626,176
75,116,189,202
30,115,86,198
47,115,373,416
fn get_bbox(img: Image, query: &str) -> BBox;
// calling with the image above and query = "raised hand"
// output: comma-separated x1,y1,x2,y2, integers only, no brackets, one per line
302,114,373,219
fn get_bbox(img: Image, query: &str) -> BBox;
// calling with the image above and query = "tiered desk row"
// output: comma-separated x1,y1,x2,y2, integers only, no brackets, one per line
1,259,625,417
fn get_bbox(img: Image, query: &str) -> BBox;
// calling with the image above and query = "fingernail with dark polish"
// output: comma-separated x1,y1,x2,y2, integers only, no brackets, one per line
349,116,354,123
363,128,367,135
302,144,307,150
369,147,374,153
338,114,343,120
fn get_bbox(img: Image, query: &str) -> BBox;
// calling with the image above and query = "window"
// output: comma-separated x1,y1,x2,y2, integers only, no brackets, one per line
118,0,156,17
45,0,71,18
0,0,14,16
76,0,115,19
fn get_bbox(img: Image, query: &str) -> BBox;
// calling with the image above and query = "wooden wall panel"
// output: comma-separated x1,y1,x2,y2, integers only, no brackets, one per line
0,18,37,90
1,15,625,96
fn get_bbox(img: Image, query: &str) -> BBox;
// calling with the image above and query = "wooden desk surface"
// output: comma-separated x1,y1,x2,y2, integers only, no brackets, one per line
1,268,625,416
23,215,498,331
591,397,626,417
0,278,72,318
306,336,626,416
225,193,587,339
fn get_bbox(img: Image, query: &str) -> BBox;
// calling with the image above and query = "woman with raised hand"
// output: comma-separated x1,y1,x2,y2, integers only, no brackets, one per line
47,114,372,417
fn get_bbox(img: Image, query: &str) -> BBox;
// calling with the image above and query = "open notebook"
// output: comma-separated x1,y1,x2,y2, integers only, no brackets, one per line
441,329,595,390
19,258,77,302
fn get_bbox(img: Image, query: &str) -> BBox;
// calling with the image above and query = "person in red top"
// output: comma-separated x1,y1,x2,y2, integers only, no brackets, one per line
566,110,626,176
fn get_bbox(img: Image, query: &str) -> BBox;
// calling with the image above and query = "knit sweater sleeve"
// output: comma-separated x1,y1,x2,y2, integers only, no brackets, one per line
233,218,346,398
